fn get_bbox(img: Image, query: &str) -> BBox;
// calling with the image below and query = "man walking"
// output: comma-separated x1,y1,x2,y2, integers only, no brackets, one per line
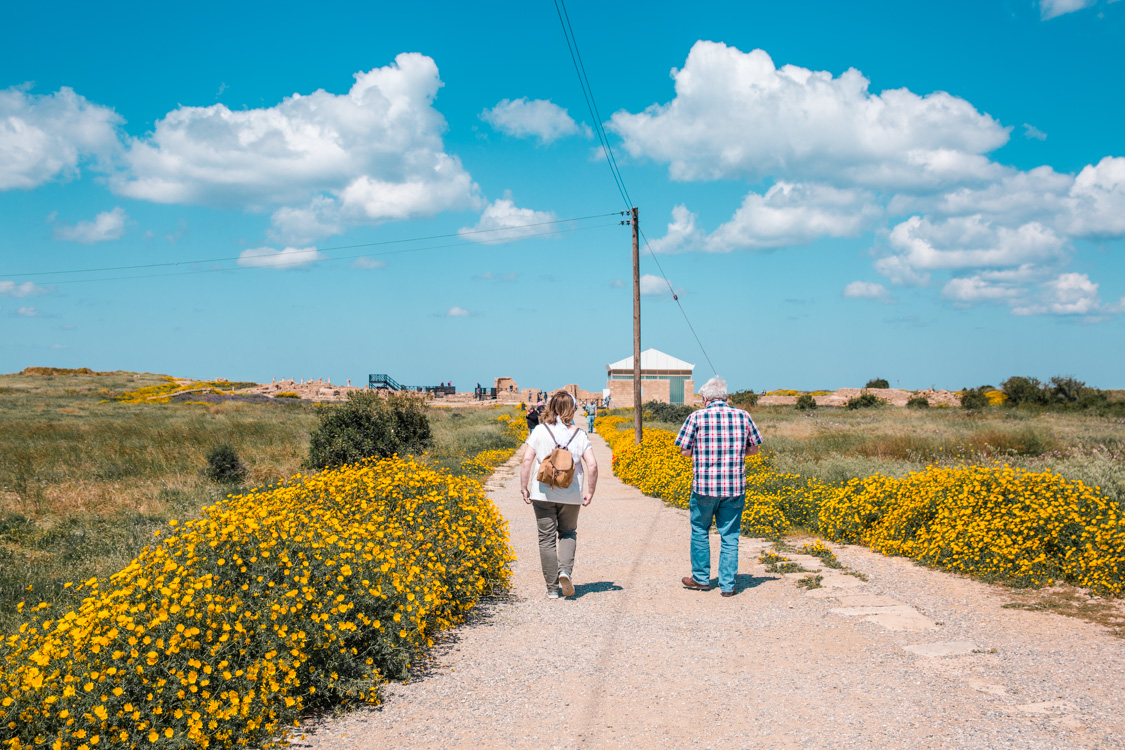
674,376,763,597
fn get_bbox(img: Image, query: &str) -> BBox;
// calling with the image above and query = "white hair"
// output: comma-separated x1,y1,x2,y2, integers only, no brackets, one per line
698,376,728,402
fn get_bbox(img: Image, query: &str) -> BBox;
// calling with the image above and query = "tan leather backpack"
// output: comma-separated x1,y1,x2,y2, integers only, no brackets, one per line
536,426,580,489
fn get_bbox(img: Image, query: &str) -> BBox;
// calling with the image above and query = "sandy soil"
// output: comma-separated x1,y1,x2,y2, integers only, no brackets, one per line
298,434,1125,749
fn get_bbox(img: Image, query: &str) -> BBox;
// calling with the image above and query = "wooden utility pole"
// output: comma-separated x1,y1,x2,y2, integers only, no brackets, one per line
632,206,642,445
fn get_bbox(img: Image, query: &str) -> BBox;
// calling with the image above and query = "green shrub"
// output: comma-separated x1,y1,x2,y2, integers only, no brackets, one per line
846,393,883,410
865,378,890,389
306,391,433,470
730,389,759,408
960,387,989,410
1002,376,1049,407
275,391,300,399
906,395,930,409
795,394,817,410
202,443,247,483
641,400,695,423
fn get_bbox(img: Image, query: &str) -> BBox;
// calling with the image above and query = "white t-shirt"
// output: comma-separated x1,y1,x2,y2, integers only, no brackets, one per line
526,420,592,504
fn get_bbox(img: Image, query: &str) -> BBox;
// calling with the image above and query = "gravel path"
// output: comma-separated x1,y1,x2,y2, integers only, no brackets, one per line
300,434,1125,749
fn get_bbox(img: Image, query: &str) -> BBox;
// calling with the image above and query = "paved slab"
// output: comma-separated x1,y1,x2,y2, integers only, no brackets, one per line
904,641,979,657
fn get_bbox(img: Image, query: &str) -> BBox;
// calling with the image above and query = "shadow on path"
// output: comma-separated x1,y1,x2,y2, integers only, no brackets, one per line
572,580,623,598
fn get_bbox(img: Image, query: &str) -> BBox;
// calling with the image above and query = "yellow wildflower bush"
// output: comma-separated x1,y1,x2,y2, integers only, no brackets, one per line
109,378,259,405
596,416,1125,595
1,456,514,749
985,389,1008,406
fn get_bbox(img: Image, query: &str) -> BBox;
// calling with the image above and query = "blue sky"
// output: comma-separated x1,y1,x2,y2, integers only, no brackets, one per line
2,0,1123,391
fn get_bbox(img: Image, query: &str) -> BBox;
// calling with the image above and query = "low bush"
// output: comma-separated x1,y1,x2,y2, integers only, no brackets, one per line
306,391,432,470
640,400,694,424
274,392,300,399
906,395,930,409
202,443,247,484
960,387,990,410
729,390,759,408
846,393,883,410
795,394,817,410
865,378,890,389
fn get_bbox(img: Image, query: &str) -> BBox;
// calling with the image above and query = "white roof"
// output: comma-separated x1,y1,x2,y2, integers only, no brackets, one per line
607,348,695,372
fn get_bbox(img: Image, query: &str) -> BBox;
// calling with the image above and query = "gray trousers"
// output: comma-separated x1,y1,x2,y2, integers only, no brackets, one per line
532,501,580,591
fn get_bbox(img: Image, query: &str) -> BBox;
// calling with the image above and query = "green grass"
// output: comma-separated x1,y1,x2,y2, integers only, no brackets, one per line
0,371,522,632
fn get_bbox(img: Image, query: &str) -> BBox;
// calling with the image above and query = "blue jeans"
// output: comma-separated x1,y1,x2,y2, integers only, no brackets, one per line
689,492,745,592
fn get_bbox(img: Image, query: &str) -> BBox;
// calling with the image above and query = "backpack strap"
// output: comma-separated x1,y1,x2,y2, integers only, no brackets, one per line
547,423,580,449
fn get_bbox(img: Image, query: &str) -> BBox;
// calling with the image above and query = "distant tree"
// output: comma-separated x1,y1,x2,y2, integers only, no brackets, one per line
729,390,759,408
865,378,890,389
1001,376,1049,407
960,387,989,411
795,394,817,410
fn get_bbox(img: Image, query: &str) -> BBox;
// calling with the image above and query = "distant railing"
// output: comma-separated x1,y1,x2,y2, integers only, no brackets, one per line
369,373,403,391
475,386,498,400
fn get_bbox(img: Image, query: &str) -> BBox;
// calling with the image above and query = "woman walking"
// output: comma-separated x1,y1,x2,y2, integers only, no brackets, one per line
519,391,599,599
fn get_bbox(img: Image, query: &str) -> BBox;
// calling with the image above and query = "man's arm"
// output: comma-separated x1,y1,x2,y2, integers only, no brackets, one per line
674,414,696,457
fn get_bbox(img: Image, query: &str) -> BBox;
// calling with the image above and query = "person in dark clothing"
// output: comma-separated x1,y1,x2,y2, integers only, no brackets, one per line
526,401,544,432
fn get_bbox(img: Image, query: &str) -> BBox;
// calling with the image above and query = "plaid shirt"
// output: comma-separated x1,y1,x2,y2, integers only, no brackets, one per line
674,399,763,497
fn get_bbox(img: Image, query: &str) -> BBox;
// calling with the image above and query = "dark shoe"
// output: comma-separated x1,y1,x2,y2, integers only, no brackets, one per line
681,576,712,591
721,589,737,598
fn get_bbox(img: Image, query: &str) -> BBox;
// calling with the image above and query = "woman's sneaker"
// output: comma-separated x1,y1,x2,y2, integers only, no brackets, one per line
546,589,560,599
558,571,575,598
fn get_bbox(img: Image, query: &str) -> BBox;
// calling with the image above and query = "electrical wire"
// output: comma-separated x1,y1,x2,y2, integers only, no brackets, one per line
553,0,717,375
27,221,620,286
1,211,620,279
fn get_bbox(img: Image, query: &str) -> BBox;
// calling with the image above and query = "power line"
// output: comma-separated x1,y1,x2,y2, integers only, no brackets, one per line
1,211,620,279
552,0,717,375
27,221,620,287
553,0,631,209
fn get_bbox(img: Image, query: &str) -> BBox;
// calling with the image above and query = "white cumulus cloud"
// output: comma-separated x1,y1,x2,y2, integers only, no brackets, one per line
843,281,890,299
1041,0,1096,20
650,184,880,254
458,197,558,244
52,207,128,243
0,85,122,190
17,306,39,317
879,215,1067,277
709,183,881,251
446,306,470,317
941,276,1020,304
236,246,325,270
639,274,670,296
1013,272,1104,315
480,98,587,143
111,54,480,242
0,281,49,297
609,41,1009,190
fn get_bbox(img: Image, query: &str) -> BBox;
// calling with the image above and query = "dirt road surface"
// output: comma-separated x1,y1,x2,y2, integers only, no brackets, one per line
299,434,1125,749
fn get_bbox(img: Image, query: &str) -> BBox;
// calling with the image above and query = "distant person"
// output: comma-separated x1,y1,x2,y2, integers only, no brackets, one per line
526,401,544,432
674,376,763,597
585,401,597,433
519,391,599,599
604,394,611,410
